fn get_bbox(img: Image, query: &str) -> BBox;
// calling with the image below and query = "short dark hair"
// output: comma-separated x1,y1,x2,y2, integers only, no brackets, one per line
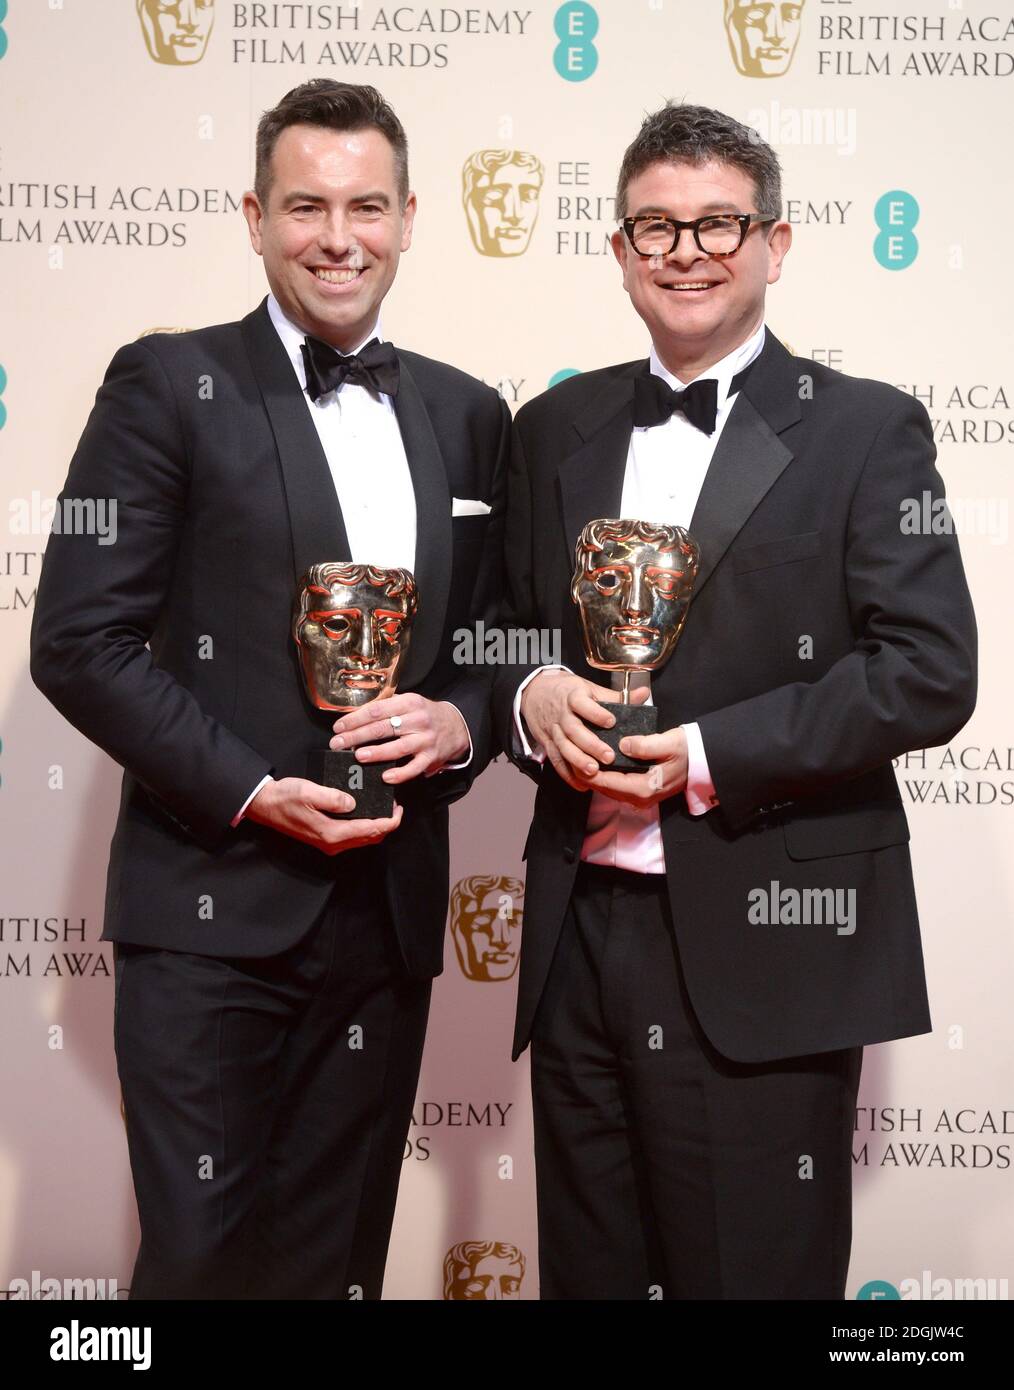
615,102,782,222
254,80,410,211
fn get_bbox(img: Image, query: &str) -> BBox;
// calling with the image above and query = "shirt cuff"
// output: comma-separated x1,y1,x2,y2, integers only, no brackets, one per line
430,702,473,774
232,773,274,827
683,722,718,816
511,665,572,761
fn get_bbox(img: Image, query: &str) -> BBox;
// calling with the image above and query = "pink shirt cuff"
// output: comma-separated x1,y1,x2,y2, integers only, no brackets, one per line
683,721,718,815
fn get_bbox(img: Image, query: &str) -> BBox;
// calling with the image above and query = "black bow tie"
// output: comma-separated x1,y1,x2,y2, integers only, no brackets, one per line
300,335,400,402
632,357,757,434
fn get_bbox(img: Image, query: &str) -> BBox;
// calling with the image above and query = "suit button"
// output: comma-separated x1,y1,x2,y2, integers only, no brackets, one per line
563,847,576,864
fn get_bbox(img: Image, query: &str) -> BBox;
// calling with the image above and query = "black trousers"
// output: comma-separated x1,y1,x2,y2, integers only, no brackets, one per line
113,851,431,1300
530,862,863,1300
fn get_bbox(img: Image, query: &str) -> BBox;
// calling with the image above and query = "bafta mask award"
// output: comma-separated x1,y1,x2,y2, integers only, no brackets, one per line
571,519,700,772
293,561,419,818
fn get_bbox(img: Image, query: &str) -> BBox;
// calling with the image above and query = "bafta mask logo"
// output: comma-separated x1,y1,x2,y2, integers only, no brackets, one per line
462,150,544,257
292,562,418,712
137,0,215,66
443,1241,526,1300
724,0,804,78
571,518,699,674
449,875,523,982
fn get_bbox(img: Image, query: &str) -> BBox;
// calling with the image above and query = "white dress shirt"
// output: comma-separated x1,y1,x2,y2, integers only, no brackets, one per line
512,320,767,873
232,294,469,825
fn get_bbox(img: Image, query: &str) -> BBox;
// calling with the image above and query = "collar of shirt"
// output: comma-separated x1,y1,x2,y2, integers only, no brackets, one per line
266,292,384,398
645,319,767,419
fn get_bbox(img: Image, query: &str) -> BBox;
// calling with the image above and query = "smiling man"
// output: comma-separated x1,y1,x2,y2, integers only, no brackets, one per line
30,81,508,1299
493,103,977,1299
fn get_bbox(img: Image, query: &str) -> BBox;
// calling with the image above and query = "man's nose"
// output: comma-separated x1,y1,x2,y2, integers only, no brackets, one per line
316,211,355,258
665,227,709,271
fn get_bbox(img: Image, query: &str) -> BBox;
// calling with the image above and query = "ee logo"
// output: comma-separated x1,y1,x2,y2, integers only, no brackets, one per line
856,1279,900,1300
874,190,919,270
554,2,598,81
549,368,581,389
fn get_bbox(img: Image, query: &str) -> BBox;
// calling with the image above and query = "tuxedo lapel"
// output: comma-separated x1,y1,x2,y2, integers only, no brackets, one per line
241,299,352,581
241,300,452,691
392,356,451,690
686,328,801,601
557,362,643,567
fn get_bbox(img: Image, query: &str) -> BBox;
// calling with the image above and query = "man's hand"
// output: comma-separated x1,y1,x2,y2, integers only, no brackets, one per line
520,669,649,792
329,693,470,785
245,777,403,855
587,726,689,808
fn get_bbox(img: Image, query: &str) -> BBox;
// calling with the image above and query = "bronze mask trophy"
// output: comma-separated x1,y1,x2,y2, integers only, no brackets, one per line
292,561,419,818
571,518,700,771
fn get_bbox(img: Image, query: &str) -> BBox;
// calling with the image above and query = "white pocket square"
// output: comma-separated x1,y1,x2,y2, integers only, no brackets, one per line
452,497,491,516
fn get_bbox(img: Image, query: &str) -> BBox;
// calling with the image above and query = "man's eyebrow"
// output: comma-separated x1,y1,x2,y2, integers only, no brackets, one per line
279,190,392,208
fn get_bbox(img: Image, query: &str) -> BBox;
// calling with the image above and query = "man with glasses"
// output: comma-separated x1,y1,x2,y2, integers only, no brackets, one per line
492,103,976,1299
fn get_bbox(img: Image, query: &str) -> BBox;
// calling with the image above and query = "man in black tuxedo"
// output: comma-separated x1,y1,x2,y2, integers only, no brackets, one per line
30,81,508,1299
493,103,977,1299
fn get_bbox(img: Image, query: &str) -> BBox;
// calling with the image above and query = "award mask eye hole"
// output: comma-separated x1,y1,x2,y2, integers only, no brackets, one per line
592,569,622,594
378,618,403,641
322,616,350,638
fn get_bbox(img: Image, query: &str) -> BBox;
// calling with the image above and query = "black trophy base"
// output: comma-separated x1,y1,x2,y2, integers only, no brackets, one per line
307,749,393,819
596,702,658,772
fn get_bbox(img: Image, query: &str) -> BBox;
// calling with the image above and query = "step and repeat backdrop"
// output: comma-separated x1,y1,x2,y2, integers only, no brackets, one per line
1,1,1012,1301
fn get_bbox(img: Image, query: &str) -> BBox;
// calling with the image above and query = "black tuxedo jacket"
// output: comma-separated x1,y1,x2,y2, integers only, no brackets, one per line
493,328,977,1062
30,297,509,976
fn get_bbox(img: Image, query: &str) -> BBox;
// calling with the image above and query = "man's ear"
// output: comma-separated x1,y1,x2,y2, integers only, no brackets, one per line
610,227,634,291
242,192,264,255
400,191,418,252
610,227,627,269
766,220,792,285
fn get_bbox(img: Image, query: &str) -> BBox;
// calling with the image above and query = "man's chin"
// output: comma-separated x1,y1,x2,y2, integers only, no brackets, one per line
657,304,723,335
